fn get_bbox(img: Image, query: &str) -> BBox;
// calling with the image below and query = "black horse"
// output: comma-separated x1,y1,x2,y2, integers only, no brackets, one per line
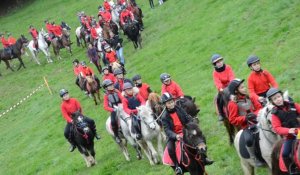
71,111,96,167
124,20,142,49
0,35,28,71
177,122,210,175
177,96,200,123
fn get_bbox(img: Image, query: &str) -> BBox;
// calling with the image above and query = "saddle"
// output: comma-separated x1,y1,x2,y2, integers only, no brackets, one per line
279,139,300,173
163,140,186,167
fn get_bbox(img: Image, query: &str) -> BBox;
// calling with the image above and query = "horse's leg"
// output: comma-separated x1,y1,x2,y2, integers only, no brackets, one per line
132,41,138,49
224,118,234,145
137,140,155,165
138,34,142,49
76,36,81,47
17,56,25,70
146,140,159,164
157,132,164,160
96,91,101,103
34,51,41,65
4,60,14,72
92,93,97,105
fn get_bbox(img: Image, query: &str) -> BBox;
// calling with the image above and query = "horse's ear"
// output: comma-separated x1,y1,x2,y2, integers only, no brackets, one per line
192,97,196,103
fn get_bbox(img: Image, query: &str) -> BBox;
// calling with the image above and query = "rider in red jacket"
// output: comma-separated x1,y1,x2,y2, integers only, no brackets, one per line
120,7,134,26
29,25,39,49
160,73,184,100
80,61,101,91
60,89,100,152
1,33,13,57
103,0,111,12
102,66,117,83
132,74,152,101
73,59,83,90
45,20,54,40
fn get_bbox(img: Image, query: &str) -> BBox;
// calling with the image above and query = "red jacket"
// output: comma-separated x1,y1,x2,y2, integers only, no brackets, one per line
73,65,83,76
1,36,9,48
102,73,117,84
53,25,62,36
103,90,123,112
106,51,118,63
161,81,184,99
138,83,150,100
7,36,16,46
272,102,300,138
29,28,38,39
213,65,235,91
103,1,111,12
170,112,183,134
120,10,134,25
247,70,278,101
46,23,54,34
227,95,262,129
61,98,82,123
101,11,112,23
117,0,126,5
122,94,146,115
90,27,98,39
81,66,94,77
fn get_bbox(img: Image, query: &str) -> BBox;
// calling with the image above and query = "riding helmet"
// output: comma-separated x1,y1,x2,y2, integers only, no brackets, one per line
104,45,111,50
228,79,244,95
72,59,79,64
266,88,282,100
80,61,86,66
160,73,171,83
102,66,109,72
132,74,141,82
59,89,69,97
247,55,260,67
211,54,223,64
123,82,133,90
102,79,113,88
113,68,123,75
161,92,173,103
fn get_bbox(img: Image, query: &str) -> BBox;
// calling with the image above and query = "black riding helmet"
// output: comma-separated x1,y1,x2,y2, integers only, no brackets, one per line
160,73,171,83
73,59,79,64
266,88,282,100
161,92,173,103
102,79,113,89
113,68,123,75
211,54,223,65
228,79,244,95
132,74,141,82
247,55,260,67
59,89,68,97
102,66,109,72
123,82,133,90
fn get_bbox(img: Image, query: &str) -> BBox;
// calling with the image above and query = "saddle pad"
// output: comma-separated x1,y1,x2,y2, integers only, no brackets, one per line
163,141,182,166
279,140,300,172
279,143,288,172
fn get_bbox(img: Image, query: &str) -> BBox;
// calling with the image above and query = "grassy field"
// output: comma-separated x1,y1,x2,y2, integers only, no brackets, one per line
0,0,300,174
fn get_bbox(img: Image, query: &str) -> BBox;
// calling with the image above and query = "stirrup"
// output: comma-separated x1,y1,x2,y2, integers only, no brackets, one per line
175,166,183,175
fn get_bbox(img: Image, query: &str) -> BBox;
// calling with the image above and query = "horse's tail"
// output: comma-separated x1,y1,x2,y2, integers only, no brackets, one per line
271,139,283,175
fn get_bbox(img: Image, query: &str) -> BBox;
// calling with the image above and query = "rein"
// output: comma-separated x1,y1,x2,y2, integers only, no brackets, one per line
73,124,89,142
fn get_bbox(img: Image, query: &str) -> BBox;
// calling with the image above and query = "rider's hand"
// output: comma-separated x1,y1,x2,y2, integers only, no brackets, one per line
176,134,182,141
258,97,265,103
288,128,297,134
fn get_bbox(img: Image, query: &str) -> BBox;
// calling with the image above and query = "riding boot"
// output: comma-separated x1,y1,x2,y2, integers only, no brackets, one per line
112,126,121,143
283,157,293,173
246,146,264,167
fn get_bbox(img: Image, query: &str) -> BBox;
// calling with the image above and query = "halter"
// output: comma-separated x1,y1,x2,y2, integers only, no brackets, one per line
73,122,90,142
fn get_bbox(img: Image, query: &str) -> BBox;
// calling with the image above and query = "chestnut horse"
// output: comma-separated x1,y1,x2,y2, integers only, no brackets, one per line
86,76,101,105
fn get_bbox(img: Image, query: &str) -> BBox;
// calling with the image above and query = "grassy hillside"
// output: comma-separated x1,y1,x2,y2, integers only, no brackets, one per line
0,0,300,174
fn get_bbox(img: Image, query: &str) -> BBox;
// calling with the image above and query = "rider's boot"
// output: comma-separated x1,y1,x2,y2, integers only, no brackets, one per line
246,145,265,167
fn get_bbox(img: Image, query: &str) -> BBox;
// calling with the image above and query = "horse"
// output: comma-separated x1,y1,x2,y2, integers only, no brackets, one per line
0,35,28,71
124,20,142,49
131,4,144,30
134,105,164,165
71,111,96,167
27,29,52,65
52,29,72,59
75,26,88,48
177,96,200,121
234,91,288,175
105,104,143,161
163,122,210,175
85,75,101,105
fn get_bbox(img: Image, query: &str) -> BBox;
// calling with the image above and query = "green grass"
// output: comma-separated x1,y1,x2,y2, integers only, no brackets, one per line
1,0,300,174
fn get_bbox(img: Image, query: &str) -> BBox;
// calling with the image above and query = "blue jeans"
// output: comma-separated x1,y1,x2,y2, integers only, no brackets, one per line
116,47,125,65
282,139,295,158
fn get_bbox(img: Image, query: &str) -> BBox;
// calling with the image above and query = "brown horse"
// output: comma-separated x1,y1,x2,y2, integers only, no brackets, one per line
130,3,144,30
0,35,28,71
52,29,72,59
86,76,101,105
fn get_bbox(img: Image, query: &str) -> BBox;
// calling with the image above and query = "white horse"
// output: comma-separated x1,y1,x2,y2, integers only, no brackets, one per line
111,5,121,29
105,104,142,161
75,26,87,48
27,28,52,65
234,91,288,175
135,104,164,165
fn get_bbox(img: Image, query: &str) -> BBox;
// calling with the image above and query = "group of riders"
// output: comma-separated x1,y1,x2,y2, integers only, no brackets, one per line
212,54,300,173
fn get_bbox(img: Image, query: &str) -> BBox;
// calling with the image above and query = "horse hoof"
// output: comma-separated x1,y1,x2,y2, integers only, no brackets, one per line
136,155,142,160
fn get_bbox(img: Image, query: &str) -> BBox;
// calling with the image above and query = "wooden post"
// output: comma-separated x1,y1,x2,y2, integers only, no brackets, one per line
43,76,52,95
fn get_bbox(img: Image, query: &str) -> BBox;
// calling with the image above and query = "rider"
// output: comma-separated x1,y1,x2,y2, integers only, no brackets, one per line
122,82,146,140
90,24,99,46
73,59,83,90
120,5,135,28
211,54,235,121
87,43,102,74
247,55,278,105
104,45,119,71
160,73,184,100
102,66,116,83
60,89,100,152
98,8,112,24
268,88,300,171
29,25,39,50
7,33,16,46
106,32,125,66
45,19,54,40
113,68,133,91
227,79,264,167
103,79,124,143
103,0,112,12
80,61,101,91
132,74,152,101
52,22,63,44
161,92,214,175
0,33,12,58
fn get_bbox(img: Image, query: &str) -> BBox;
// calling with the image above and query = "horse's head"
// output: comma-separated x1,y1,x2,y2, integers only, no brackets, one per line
86,76,95,84
20,35,29,45
71,111,90,133
178,97,200,118
62,28,70,37
147,92,164,115
183,122,206,153
137,105,156,130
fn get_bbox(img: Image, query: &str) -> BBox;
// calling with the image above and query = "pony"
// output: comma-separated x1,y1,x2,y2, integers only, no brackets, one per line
177,96,200,122
85,75,101,105
0,35,28,71
52,28,72,59
135,105,164,165
124,20,142,49
234,91,288,175
163,122,210,175
75,26,88,48
27,28,52,65
71,111,96,167
105,104,142,161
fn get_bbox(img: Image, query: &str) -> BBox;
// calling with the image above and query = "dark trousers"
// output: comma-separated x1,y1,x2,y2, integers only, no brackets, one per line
282,139,295,157
149,0,154,8
244,128,254,147
167,140,178,166
75,77,81,89
111,111,119,136
131,114,141,135
216,92,225,116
